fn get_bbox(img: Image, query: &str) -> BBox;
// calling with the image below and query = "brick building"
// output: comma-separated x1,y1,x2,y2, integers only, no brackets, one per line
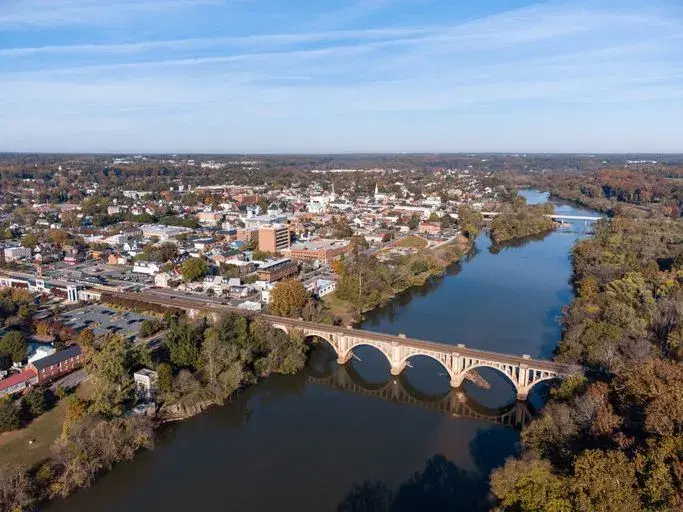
27,345,83,383
256,258,298,283
287,239,350,264
258,224,291,253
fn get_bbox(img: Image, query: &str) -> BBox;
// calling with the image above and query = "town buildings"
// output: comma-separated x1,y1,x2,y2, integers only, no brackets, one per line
287,239,350,263
258,224,291,253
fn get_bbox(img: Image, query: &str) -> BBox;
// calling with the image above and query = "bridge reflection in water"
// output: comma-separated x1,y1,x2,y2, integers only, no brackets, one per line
307,364,533,429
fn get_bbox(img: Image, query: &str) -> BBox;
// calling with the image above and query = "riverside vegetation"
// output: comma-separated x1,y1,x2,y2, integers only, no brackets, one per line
0,311,308,511
489,196,556,244
490,215,683,511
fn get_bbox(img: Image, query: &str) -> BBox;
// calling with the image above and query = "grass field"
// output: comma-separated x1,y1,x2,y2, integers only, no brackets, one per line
393,235,428,249
0,380,93,470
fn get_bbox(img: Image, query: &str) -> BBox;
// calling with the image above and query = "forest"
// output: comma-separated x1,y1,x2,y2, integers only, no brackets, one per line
491,213,683,511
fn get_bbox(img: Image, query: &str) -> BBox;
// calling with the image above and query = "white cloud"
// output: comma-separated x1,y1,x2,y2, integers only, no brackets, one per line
1,0,682,152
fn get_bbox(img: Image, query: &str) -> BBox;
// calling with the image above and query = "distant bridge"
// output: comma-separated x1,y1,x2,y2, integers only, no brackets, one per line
106,290,578,401
480,212,602,221
309,366,533,429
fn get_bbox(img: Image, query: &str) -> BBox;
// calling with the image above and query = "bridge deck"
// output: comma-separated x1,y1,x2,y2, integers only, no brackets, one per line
106,290,571,374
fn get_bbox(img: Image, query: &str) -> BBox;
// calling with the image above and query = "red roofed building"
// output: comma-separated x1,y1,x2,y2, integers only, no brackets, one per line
0,369,38,397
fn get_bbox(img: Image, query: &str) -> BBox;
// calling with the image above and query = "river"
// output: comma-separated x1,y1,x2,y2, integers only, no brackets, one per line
47,191,598,511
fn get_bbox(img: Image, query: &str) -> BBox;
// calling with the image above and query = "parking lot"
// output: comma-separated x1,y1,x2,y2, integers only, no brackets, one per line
60,304,153,341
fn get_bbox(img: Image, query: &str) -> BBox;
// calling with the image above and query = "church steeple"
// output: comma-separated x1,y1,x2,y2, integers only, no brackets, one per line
374,183,379,198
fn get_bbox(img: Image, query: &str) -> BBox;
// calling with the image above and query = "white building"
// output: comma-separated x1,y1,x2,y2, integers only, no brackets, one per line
133,262,161,275
3,246,31,262
134,368,158,401
141,224,194,241
305,279,336,298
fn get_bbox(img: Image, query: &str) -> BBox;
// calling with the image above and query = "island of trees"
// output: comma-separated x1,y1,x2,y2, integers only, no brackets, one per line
489,196,556,244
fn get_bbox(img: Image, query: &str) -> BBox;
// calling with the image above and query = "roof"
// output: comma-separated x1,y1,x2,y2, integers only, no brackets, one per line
0,369,37,392
30,345,82,371
258,258,294,270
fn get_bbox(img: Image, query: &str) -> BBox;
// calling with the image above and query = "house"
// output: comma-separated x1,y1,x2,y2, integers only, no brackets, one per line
418,222,441,235
27,345,82,383
34,244,62,264
305,279,337,298
134,368,158,401
154,272,179,288
107,252,129,265
0,369,38,397
64,247,84,266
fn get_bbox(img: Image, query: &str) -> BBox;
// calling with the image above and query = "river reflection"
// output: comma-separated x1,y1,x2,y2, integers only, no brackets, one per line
47,191,596,512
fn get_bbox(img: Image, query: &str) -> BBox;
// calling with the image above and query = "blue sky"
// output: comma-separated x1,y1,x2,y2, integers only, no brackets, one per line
1,0,682,153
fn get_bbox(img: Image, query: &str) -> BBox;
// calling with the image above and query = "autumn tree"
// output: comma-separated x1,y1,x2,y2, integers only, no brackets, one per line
181,257,208,282
269,279,309,318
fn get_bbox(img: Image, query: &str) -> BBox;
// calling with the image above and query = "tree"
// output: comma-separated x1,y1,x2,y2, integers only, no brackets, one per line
491,456,571,512
181,257,208,282
165,319,204,370
139,318,163,338
0,398,21,432
269,279,309,318
0,331,27,362
0,353,10,372
22,387,48,418
21,233,38,249
156,363,173,394
86,335,139,417
77,327,96,349
407,214,420,230
570,450,641,512
0,465,34,512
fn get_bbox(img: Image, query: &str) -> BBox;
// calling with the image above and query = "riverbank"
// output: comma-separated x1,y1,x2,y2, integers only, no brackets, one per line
490,213,683,511
323,234,473,325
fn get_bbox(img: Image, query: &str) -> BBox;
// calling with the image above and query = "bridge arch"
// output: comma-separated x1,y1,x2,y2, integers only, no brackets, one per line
341,340,393,367
519,374,562,400
454,363,520,394
303,332,339,356
400,353,457,382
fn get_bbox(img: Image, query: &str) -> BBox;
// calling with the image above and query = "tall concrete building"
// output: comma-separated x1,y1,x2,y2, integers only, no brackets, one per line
258,224,291,253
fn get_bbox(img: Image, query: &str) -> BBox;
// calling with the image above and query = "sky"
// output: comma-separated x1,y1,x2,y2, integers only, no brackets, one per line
0,0,682,154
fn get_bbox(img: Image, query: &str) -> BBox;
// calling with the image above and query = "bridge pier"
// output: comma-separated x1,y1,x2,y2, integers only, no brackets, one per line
450,374,465,388
336,351,353,365
390,361,406,376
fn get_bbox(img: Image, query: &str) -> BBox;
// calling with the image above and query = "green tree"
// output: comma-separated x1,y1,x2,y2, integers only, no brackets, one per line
156,363,173,394
0,352,11,372
86,335,139,417
22,387,48,418
165,319,204,370
139,318,163,338
0,331,27,362
269,279,309,318
490,456,572,512
21,233,39,249
0,398,21,432
181,257,208,282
